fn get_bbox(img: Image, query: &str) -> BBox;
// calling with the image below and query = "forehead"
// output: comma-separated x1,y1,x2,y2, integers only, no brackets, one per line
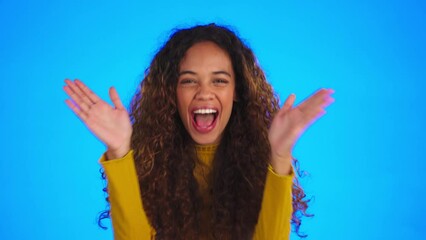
179,41,234,74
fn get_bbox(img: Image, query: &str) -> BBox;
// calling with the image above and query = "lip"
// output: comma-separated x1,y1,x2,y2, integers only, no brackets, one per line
190,106,219,134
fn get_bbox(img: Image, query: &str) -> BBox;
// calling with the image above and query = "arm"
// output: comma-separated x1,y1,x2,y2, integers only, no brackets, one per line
64,79,146,237
100,150,154,239
253,167,294,240
259,89,334,239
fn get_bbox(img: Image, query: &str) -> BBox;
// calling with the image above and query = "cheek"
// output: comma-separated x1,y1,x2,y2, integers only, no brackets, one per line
226,89,236,107
221,92,235,118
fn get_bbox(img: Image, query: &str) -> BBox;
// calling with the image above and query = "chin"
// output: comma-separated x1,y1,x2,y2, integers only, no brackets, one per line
191,134,220,145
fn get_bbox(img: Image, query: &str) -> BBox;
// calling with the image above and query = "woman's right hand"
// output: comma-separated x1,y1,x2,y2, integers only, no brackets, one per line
63,79,133,159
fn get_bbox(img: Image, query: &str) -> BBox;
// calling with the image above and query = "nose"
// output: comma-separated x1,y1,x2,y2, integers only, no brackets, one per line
195,83,214,101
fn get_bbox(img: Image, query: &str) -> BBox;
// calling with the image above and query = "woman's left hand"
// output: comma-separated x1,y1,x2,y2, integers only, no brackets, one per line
268,88,335,175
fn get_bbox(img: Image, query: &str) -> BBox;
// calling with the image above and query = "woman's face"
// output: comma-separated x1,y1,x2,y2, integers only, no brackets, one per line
177,41,236,145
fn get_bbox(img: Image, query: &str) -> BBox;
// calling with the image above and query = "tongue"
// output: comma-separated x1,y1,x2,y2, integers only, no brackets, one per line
195,114,214,128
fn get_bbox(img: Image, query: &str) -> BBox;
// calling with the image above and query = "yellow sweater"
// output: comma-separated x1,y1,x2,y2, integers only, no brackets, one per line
100,144,293,239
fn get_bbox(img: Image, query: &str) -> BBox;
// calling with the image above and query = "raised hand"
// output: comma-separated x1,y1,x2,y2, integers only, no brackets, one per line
268,88,335,175
63,79,133,159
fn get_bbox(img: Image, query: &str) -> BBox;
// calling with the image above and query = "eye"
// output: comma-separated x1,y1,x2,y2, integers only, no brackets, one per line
179,79,197,85
213,79,229,85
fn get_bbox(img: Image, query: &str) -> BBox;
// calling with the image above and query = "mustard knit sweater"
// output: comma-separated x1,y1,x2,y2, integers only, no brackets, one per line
100,144,293,239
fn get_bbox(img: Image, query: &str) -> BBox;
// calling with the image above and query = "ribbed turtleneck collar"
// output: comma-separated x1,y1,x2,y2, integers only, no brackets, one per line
195,144,218,166
195,144,218,154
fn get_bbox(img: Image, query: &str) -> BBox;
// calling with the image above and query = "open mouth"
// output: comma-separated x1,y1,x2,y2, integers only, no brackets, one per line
191,108,219,132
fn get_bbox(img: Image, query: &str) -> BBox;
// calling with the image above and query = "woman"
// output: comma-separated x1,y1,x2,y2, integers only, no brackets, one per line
64,23,334,239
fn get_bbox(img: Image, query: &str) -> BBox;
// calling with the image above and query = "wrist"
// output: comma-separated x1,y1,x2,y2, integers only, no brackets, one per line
270,153,293,175
106,145,130,160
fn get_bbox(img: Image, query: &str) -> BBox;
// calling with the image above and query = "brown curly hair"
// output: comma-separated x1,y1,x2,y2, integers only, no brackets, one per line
100,23,311,239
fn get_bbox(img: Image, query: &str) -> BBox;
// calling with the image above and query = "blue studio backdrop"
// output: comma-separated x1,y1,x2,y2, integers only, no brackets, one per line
1,0,425,239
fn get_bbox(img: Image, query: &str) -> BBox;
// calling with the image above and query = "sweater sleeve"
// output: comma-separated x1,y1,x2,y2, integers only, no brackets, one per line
99,150,153,239
253,166,294,240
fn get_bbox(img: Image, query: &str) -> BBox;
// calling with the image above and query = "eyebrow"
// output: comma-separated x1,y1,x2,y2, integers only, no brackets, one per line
179,70,231,77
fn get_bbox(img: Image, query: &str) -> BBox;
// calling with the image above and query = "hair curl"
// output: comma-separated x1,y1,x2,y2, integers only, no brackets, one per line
100,23,311,239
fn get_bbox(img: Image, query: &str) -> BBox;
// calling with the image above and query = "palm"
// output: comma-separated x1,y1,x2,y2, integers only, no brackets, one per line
64,79,132,154
83,101,132,151
269,88,334,160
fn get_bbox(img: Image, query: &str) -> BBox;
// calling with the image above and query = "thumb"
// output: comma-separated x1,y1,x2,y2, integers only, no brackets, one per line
280,93,296,113
109,87,125,110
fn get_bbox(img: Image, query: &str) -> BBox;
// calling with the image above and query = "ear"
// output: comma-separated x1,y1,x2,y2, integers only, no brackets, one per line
233,90,238,102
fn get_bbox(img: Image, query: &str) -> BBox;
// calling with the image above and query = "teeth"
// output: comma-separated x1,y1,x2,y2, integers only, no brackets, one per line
193,109,217,114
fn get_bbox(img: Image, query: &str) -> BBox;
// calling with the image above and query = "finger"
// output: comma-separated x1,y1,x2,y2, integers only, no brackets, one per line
75,79,101,104
298,98,331,123
316,90,334,109
63,85,91,112
282,94,296,112
308,107,327,121
321,89,335,108
298,88,333,113
64,79,93,110
64,99,88,121
109,87,125,110
322,95,335,108
276,94,295,118
299,107,327,127
73,79,98,106
296,88,334,125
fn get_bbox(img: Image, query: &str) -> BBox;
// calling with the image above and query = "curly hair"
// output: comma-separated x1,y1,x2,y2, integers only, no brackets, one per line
100,23,311,239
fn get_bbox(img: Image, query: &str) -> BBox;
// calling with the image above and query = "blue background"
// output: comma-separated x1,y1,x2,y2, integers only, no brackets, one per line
1,0,425,239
